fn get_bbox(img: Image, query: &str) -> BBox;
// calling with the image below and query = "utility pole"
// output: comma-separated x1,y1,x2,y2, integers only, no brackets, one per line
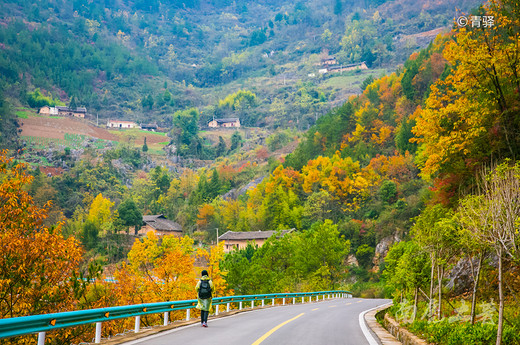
216,228,219,245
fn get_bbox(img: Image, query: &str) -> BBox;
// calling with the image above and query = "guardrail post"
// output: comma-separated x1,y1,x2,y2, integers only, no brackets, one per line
186,309,190,321
272,298,275,306
227,303,230,312
322,295,325,301
134,316,140,333
37,332,45,345
262,300,265,307
216,305,219,315
239,301,242,310
95,322,102,343
309,296,312,303
293,297,295,304
252,301,255,309
302,297,304,303
282,298,285,305
163,312,169,326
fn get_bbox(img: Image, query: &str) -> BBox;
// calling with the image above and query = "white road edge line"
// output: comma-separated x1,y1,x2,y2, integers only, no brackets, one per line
359,302,393,345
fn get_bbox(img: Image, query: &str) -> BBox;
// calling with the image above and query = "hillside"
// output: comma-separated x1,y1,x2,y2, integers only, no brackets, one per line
0,0,481,130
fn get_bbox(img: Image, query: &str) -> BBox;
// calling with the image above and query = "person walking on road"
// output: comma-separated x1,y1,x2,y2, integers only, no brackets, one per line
196,269,214,327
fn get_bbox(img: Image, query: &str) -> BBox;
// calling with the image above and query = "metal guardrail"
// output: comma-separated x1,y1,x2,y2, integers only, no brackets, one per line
0,290,352,344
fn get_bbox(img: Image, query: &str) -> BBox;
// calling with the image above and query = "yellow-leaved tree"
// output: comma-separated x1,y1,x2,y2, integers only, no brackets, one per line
412,0,520,200
110,232,198,331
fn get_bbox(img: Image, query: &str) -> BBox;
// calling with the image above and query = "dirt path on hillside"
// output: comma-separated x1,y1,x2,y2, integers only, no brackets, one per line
20,116,117,141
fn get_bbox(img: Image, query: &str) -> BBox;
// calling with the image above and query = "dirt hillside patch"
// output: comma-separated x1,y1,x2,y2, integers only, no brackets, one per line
20,116,117,141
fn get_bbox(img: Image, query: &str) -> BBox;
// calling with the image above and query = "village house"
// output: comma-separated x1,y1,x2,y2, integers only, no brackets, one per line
140,123,158,131
38,106,59,116
208,118,241,128
321,57,337,65
39,106,86,118
218,229,294,253
56,106,87,118
320,61,369,74
106,119,140,129
134,215,183,237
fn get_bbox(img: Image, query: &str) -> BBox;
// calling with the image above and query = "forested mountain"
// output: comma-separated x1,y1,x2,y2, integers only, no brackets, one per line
3,0,520,344
0,0,480,127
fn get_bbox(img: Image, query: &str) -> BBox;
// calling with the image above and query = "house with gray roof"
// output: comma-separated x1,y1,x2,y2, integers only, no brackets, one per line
218,229,294,253
208,118,240,128
135,214,183,237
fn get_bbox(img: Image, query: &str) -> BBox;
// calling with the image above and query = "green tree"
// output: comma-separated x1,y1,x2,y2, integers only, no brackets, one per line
118,198,142,234
230,131,242,151
295,220,350,290
142,94,154,110
355,244,374,269
82,220,99,250
216,136,226,157
142,137,148,152
69,95,78,109
379,180,397,204
172,108,200,154
383,241,430,320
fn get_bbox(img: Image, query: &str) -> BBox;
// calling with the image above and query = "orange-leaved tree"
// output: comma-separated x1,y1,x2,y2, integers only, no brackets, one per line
0,150,83,343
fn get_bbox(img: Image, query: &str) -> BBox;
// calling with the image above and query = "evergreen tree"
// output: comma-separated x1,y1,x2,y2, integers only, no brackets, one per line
216,136,226,157
142,137,148,152
69,95,78,110
208,169,222,198
230,131,242,151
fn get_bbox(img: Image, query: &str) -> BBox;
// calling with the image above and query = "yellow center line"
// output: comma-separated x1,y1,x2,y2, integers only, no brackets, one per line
357,300,363,303
328,305,337,308
345,303,352,305
251,313,305,345
312,308,319,311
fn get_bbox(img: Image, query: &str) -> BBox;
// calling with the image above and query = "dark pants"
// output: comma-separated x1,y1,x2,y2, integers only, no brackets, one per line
201,310,209,323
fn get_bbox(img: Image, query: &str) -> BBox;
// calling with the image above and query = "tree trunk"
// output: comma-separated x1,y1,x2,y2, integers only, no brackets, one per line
413,286,418,321
429,255,435,319
437,265,443,320
496,247,504,345
471,254,483,325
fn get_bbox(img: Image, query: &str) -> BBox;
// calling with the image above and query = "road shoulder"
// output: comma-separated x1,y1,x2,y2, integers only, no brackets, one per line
364,304,402,345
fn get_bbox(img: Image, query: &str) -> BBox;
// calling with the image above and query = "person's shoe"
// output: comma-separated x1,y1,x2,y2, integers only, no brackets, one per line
203,322,208,327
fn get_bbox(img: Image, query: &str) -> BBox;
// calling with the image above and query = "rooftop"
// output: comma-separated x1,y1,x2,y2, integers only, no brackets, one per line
218,229,293,241
143,214,182,232
214,118,239,123
107,120,138,124
55,106,87,113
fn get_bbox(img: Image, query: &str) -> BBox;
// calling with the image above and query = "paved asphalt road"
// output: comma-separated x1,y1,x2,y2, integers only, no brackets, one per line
123,298,391,345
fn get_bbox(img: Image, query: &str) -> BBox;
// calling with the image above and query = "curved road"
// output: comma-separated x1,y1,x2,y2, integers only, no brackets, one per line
123,298,391,345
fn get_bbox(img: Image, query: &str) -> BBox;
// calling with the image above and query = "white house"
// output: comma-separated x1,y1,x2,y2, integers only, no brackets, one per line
106,120,139,129
39,106,59,116
208,118,241,128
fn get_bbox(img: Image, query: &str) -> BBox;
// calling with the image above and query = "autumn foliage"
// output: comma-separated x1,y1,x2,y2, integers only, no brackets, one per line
0,150,83,343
